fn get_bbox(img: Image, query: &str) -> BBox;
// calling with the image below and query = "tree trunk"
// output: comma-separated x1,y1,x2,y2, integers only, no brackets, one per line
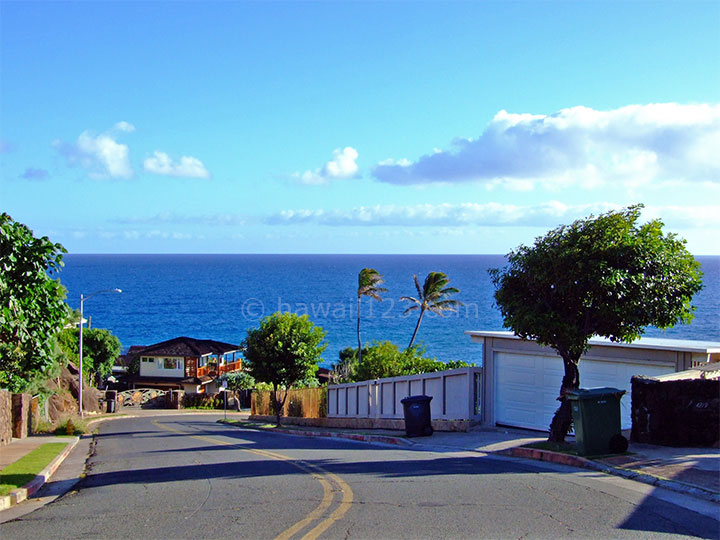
407,308,425,349
272,384,290,427
548,356,580,443
357,295,362,365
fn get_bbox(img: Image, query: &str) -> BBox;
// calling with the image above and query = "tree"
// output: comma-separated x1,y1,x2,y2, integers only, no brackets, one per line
333,342,472,383
220,370,256,410
401,272,462,349
356,268,387,366
242,312,327,425
56,327,122,385
0,213,69,392
489,205,703,442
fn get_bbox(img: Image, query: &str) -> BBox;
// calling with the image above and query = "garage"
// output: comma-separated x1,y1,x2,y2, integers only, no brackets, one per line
493,351,674,431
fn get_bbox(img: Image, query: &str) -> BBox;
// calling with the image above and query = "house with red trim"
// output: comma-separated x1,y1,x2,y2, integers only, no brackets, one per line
126,336,242,394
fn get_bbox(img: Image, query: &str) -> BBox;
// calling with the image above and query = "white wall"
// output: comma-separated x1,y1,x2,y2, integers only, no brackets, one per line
139,356,185,378
327,367,482,421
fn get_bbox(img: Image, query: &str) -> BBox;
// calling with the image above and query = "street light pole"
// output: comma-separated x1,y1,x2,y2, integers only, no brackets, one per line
79,288,121,418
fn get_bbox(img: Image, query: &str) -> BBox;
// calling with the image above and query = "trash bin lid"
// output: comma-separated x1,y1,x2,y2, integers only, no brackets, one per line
566,387,626,400
401,395,433,404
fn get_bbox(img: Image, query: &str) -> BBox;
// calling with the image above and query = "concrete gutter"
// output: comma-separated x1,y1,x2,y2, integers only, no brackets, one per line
0,437,79,511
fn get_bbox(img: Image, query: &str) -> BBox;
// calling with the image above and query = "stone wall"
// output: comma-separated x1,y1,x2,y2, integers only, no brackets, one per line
0,390,12,445
631,376,720,447
169,390,184,409
11,393,31,439
30,396,40,434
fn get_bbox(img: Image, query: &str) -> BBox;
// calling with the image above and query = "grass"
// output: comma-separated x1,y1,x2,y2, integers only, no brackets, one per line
0,443,68,496
34,416,91,436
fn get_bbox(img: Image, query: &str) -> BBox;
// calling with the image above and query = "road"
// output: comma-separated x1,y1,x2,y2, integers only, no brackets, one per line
1,414,717,539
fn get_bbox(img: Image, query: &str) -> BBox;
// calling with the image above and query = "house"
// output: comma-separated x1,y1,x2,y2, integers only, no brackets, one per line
127,336,242,394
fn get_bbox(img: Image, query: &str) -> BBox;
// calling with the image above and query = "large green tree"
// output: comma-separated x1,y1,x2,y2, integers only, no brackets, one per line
401,272,462,349
356,268,387,366
242,312,327,425
0,213,69,392
489,205,703,442
56,327,122,385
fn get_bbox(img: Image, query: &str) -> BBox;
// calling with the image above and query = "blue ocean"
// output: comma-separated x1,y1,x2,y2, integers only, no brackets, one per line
59,254,719,368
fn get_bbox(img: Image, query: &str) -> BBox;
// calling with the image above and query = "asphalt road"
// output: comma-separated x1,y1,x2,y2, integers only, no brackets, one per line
1,414,718,539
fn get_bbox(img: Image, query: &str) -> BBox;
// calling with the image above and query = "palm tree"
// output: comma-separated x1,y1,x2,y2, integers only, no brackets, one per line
401,272,462,349
357,268,387,365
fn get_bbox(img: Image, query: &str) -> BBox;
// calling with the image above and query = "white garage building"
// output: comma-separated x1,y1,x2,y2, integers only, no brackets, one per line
467,331,720,432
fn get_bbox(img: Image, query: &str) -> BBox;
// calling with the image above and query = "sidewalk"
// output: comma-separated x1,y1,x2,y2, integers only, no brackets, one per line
0,435,79,510
1,411,718,517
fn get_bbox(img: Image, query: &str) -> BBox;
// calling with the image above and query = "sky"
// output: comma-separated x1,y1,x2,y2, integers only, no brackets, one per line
1,1,719,255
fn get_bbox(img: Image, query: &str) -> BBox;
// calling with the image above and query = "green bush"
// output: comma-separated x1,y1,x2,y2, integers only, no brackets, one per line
336,341,472,382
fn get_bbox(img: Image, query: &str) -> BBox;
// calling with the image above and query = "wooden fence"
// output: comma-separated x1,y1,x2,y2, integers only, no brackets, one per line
251,387,326,418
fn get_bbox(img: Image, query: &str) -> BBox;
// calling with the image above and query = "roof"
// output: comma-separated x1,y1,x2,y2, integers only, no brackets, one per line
132,336,240,358
465,330,720,354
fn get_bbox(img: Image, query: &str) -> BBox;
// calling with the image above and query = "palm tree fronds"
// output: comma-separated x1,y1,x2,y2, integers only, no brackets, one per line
413,274,422,298
404,271,462,349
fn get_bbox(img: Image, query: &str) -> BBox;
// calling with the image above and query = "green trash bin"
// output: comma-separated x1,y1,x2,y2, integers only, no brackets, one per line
566,387,628,456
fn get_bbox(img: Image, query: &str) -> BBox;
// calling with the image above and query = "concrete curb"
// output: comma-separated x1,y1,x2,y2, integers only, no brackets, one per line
498,446,720,504
0,437,79,511
234,423,415,447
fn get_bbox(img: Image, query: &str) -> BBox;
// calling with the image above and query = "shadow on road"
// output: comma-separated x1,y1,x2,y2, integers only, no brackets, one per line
72,415,718,539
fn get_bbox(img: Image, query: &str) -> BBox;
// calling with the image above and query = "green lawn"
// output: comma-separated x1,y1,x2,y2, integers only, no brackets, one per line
0,443,68,496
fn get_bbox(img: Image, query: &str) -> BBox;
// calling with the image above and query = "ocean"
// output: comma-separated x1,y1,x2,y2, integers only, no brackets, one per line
58,254,720,368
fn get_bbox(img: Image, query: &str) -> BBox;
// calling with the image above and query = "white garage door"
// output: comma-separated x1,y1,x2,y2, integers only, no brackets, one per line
494,352,674,432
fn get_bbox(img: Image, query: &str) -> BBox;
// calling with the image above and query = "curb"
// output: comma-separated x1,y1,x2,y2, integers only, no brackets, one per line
230,423,414,447
0,437,79,511
498,446,720,504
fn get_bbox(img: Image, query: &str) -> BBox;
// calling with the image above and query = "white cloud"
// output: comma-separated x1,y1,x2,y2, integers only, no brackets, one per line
114,121,135,133
143,150,210,179
116,212,245,226
53,124,133,179
266,202,720,229
373,103,720,188
295,147,359,185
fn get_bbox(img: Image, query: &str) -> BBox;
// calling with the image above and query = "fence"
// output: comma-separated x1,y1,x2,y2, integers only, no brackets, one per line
327,367,483,421
251,387,326,418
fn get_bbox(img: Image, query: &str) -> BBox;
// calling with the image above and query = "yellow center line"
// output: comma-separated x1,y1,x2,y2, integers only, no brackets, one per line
151,420,354,540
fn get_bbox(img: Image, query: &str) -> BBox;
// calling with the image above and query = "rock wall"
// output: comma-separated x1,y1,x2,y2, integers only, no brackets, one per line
0,390,11,445
44,363,103,422
11,393,31,438
632,376,720,447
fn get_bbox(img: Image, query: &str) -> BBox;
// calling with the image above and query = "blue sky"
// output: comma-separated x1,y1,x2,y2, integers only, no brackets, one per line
1,1,719,254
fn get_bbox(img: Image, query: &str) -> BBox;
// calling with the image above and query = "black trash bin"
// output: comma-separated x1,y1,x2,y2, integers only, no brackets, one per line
566,387,627,456
401,395,433,437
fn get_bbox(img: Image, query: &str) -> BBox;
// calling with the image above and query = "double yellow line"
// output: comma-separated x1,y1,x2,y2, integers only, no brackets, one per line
152,420,354,540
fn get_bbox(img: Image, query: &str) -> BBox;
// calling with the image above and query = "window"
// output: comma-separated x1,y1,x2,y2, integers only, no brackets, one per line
159,358,180,370
141,357,154,363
